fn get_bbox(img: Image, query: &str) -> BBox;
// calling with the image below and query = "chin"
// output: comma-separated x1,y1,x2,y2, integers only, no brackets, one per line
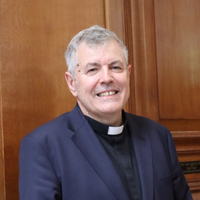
99,107,122,114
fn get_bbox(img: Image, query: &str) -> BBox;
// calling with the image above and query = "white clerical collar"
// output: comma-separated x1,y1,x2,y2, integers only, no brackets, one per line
107,125,124,135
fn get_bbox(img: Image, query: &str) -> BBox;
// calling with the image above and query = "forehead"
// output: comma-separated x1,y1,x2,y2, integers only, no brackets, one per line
76,40,125,65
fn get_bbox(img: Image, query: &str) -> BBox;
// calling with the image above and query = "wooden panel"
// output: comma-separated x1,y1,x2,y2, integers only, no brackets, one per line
0,0,105,199
173,131,200,194
192,193,200,200
0,76,5,200
105,0,125,41
155,0,200,120
130,0,159,121
154,2,200,194
154,0,200,133
128,0,200,198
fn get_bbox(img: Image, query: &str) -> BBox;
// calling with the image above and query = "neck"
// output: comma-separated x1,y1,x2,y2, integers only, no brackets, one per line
78,104,123,126
86,113,123,126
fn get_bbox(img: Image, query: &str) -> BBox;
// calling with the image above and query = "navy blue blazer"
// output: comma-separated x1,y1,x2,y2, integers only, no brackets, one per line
19,105,192,200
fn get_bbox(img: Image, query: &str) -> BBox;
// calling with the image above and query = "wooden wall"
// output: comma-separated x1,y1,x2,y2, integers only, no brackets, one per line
154,1,200,198
0,0,105,199
0,0,200,199
127,0,200,199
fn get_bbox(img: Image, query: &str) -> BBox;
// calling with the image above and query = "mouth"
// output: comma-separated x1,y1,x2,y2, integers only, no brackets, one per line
97,91,118,97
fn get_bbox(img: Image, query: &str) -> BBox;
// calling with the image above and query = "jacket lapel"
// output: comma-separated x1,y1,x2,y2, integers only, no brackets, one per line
128,116,153,200
69,106,131,200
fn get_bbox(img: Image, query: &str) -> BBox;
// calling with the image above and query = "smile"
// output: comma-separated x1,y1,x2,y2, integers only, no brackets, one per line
97,91,118,97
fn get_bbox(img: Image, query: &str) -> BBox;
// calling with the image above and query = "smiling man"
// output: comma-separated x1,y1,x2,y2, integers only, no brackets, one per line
66,39,131,126
19,25,192,200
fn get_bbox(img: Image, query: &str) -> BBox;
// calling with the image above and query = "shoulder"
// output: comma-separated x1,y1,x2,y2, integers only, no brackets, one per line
126,113,176,158
125,112,171,142
23,105,85,141
126,112,167,131
21,110,76,147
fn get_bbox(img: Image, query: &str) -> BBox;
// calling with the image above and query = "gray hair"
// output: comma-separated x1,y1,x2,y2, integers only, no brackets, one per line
64,25,128,78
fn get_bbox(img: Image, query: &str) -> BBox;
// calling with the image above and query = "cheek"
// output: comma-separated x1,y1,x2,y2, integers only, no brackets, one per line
120,78,130,96
119,76,130,88
73,80,82,97
76,80,92,96
85,79,99,92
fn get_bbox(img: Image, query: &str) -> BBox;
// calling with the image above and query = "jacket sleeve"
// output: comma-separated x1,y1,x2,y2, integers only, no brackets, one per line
167,131,193,200
19,135,62,200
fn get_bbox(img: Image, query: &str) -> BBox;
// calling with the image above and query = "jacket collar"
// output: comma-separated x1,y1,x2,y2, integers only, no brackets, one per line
68,105,153,200
69,105,131,200
127,115,153,200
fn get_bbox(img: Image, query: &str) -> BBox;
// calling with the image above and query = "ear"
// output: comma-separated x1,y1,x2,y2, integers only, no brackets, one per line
65,72,78,97
128,64,131,75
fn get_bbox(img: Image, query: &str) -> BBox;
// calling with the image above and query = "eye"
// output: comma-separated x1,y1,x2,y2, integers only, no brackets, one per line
111,66,123,72
87,68,99,75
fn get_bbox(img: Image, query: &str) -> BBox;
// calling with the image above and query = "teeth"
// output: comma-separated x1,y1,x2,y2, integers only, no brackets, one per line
98,91,116,97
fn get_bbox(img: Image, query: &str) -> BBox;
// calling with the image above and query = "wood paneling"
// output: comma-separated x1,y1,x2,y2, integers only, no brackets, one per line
155,0,200,120
105,0,125,41
154,0,200,195
0,0,106,199
127,0,200,198
0,78,5,200
130,0,159,121
1,0,200,199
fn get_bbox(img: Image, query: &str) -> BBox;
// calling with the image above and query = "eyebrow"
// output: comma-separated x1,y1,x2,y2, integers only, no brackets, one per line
109,60,123,66
86,62,101,67
86,60,123,67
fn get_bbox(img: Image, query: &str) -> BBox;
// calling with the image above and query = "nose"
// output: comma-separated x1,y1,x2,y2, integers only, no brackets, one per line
100,66,113,85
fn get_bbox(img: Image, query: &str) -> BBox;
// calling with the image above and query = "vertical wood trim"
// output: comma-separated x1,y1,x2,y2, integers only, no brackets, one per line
104,0,125,41
0,63,6,199
0,0,4,195
130,0,159,120
123,0,136,114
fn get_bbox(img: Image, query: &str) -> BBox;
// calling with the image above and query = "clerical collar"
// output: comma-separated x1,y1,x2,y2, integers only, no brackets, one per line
107,125,124,135
84,111,126,136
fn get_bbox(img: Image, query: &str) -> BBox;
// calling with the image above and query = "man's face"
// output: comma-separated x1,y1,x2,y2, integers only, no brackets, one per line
66,40,131,126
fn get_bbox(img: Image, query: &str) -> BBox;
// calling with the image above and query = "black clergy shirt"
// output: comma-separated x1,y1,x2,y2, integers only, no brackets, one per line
85,113,142,200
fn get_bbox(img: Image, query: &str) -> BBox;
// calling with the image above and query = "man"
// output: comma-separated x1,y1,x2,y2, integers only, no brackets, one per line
19,25,192,200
